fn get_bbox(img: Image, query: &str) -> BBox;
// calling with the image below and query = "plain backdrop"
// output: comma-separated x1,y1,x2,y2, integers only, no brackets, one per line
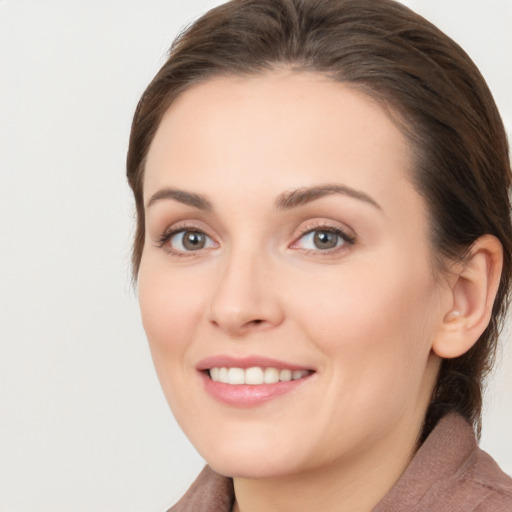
0,1,510,511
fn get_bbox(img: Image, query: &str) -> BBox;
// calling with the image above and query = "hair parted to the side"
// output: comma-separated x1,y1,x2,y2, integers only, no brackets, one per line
126,0,512,439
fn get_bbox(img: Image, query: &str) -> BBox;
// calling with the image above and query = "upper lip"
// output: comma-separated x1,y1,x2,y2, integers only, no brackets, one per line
196,355,314,372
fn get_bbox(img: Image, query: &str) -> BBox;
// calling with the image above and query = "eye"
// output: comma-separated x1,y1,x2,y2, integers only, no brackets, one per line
163,229,216,252
293,227,354,252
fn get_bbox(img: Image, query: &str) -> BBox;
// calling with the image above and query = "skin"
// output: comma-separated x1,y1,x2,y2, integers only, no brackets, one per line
137,72,496,512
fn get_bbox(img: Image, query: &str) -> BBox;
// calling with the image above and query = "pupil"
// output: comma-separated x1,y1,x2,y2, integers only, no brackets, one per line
183,231,205,250
314,231,338,249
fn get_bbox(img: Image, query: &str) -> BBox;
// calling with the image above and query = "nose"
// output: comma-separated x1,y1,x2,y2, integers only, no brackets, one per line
208,248,284,337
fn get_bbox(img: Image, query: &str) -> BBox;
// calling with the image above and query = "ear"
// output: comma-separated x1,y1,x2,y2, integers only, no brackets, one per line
433,234,503,359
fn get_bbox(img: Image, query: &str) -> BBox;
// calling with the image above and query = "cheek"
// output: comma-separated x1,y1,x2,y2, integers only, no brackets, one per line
137,265,211,423
290,258,439,391
137,263,206,366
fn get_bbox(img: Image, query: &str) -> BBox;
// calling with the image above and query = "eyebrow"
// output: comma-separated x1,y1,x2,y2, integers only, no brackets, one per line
275,184,382,211
146,183,382,213
146,187,213,211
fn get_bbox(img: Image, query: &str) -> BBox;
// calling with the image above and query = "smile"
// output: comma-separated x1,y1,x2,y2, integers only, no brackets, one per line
197,356,315,407
209,366,311,385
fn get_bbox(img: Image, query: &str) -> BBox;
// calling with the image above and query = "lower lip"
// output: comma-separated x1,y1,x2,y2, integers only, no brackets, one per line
200,372,312,407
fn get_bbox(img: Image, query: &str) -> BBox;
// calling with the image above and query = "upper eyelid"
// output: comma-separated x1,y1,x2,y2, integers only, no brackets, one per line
160,220,214,237
164,223,205,234
293,227,355,246
292,219,355,239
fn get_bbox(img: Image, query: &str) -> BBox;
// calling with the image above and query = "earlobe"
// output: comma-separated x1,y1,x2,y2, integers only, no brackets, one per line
433,235,503,359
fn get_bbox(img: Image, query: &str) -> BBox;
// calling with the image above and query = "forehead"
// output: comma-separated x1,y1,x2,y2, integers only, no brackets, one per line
144,71,418,215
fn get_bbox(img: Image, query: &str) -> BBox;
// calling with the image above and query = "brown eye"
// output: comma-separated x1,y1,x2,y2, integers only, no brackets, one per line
182,231,206,250
169,230,215,252
293,227,354,252
313,231,340,249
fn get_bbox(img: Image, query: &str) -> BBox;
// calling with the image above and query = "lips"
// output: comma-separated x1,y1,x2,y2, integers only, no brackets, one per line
197,356,315,407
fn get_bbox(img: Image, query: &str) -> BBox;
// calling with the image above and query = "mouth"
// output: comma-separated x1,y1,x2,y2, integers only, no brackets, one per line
208,366,312,385
197,356,315,407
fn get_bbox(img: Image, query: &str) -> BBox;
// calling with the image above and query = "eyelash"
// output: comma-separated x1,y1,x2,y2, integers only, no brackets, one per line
291,223,356,254
156,223,216,256
155,222,356,256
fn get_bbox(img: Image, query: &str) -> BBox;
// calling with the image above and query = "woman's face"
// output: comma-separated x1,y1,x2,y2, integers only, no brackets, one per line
138,73,448,479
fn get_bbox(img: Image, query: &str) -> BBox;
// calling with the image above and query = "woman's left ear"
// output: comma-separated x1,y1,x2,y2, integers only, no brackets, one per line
433,234,503,359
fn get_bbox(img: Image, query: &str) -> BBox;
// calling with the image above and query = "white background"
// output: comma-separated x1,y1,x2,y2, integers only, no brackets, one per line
0,1,510,511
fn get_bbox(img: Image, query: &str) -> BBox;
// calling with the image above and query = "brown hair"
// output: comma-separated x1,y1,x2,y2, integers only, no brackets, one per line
126,0,512,438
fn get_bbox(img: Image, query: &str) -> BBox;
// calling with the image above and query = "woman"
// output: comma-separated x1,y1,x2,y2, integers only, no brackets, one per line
127,0,512,510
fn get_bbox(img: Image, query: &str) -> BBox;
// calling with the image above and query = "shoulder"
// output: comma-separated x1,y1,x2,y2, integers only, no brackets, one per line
417,416,512,511
374,413,512,512
435,420,512,511
468,446,512,511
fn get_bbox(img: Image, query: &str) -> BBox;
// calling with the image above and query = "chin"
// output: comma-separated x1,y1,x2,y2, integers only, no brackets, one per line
208,457,299,480
196,436,308,479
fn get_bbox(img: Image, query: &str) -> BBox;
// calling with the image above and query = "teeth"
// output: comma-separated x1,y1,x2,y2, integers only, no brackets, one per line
209,366,310,385
292,370,304,380
280,369,292,382
264,367,280,384
210,367,220,381
227,367,245,385
219,367,229,383
245,367,264,385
